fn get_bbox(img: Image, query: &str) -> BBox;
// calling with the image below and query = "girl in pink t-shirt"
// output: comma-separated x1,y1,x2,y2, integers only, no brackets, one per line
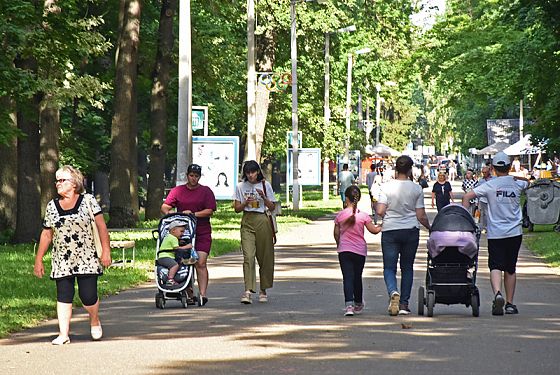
334,185,381,316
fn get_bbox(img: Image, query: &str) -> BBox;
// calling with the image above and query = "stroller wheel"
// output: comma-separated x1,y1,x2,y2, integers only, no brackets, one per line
417,286,425,316
181,295,188,308
471,293,480,317
427,291,435,317
155,293,165,309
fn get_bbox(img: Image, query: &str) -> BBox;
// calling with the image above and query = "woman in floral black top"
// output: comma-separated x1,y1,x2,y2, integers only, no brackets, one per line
462,169,478,217
34,166,111,345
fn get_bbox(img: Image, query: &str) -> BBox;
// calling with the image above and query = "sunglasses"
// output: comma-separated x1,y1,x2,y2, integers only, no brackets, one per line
55,178,71,184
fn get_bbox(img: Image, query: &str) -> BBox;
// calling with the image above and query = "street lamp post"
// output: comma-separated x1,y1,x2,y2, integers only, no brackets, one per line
344,53,353,162
375,81,397,146
323,25,355,201
177,0,193,185
344,48,371,161
246,0,256,161
290,0,300,210
290,0,326,210
375,83,381,146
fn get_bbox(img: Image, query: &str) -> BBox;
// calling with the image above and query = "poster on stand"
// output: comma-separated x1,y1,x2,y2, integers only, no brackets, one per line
287,148,321,186
192,136,239,200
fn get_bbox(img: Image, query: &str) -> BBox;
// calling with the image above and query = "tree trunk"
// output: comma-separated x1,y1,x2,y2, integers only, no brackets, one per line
255,29,275,163
0,99,18,232
109,0,141,228
129,63,139,218
39,96,60,214
14,90,42,243
145,0,177,220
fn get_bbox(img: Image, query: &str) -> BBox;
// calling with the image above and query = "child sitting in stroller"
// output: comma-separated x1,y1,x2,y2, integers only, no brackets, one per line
158,220,197,286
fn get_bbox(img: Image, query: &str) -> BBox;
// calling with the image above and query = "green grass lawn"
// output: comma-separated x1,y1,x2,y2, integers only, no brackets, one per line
524,225,560,267
0,190,342,338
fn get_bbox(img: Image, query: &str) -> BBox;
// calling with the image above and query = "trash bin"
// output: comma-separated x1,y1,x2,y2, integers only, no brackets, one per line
526,179,560,225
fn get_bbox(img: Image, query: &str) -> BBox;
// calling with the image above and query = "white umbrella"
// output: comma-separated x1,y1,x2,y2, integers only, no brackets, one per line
366,143,401,157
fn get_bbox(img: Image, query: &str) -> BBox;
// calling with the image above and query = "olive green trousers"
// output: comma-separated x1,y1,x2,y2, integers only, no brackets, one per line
240,211,275,292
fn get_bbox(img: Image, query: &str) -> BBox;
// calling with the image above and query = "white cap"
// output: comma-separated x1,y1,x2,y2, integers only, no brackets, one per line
492,151,511,167
168,220,186,230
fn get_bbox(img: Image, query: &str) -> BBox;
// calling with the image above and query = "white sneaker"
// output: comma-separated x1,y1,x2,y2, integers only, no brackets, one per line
51,336,70,345
91,325,103,340
388,291,400,316
398,304,411,315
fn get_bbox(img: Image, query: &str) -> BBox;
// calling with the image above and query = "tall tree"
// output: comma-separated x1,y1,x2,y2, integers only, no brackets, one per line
0,100,18,232
145,0,177,219
416,0,560,154
14,87,42,243
109,0,141,227
39,95,60,211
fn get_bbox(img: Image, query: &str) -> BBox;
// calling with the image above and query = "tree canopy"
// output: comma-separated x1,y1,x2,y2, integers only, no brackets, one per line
1,0,559,239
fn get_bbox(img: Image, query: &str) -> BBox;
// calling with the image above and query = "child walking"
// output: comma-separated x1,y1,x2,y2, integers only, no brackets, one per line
334,185,381,316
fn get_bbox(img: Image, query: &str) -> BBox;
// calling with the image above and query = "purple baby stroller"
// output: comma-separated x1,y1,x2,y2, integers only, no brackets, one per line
152,213,200,309
419,204,480,317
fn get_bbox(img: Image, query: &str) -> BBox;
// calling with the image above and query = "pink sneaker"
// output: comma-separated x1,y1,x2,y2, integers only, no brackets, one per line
344,305,355,316
354,303,365,315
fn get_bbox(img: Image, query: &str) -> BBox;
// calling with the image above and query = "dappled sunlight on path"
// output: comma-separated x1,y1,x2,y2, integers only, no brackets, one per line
1,179,559,374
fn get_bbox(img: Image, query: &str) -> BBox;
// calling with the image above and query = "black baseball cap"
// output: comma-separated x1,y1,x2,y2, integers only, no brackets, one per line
187,164,202,175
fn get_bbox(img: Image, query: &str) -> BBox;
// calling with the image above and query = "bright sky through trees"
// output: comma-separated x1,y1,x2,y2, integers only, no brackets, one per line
411,0,446,29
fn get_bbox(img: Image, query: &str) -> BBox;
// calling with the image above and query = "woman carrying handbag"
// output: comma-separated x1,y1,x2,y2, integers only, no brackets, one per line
233,160,277,305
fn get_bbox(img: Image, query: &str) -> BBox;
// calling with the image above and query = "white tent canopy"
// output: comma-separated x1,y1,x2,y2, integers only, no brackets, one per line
476,141,510,156
365,143,401,157
503,134,541,155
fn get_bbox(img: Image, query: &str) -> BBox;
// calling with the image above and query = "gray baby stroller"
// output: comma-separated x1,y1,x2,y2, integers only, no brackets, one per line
523,179,560,232
419,204,481,317
152,213,201,308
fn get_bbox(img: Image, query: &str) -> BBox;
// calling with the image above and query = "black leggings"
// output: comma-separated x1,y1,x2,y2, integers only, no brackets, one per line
338,251,366,304
55,275,99,306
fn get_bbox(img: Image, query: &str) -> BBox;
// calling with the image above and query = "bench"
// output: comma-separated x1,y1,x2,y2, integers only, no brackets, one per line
109,240,136,268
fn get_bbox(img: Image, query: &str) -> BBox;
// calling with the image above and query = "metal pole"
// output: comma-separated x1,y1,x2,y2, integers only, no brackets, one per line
290,0,300,210
375,83,381,146
344,53,352,162
323,32,330,201
246,0,256,161
177,0,192,185
324,33,330,130
519,98,524,140
365,96,371,144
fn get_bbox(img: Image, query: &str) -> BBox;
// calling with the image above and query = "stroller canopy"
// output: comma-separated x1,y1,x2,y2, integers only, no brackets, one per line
431,204,477,233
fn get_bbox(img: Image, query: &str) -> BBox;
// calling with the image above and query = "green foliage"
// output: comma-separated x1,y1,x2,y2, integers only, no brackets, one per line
256,0,418,161
416,0,560,155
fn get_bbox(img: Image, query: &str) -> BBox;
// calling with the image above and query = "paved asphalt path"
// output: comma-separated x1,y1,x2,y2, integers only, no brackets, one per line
2,181,559,374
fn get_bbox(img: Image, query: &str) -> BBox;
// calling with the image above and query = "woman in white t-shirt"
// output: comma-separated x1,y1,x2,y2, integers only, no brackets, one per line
376,156,431,316
234,160,277,305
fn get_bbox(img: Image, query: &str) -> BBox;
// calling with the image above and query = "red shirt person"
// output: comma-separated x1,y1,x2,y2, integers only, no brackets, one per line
161,164,217,305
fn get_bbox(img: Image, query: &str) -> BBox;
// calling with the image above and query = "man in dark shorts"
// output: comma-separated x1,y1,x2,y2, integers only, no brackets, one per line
462,152,529,315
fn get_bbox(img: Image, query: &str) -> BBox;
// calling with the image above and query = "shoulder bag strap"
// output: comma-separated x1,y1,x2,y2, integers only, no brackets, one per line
261,181,277,243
